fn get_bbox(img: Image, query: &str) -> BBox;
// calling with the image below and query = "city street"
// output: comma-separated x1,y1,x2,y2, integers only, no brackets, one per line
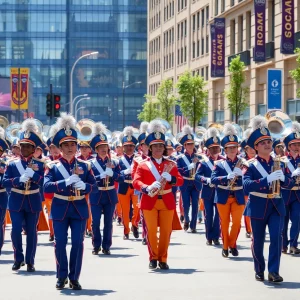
0,218,299,300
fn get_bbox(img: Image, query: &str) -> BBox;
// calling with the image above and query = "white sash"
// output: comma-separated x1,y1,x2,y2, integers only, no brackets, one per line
181,155,191,167
92,159,105,175
287,160,296,173
204,158,214,171
57,162,71,180
253,160,269,178
15,159,26,176
221,160,233,175
145,160,161,181
121,156,131,169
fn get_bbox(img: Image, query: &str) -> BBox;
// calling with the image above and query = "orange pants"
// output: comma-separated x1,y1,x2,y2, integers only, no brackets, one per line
217,197,244,250
143,200,174,263
118,188,138,235
115,202,122,219
44,197,54,236
5,211,11,226
37,208,50,231
244,196,252,234
86,195,92,232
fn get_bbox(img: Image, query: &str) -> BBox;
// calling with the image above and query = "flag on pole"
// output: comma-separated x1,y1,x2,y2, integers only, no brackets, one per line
175,104,188,132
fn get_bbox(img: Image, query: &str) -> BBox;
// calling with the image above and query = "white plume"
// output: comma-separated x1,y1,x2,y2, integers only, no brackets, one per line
56,112,76,130
148,120,164,134
249,115,267,131
292,121,300,133
223,123,237,136
0,127,5,140
182,125,193,135
243,128,252,140
206,127,219,139
118,132,124,143
139,121,149,134
49,124,59,138
123,126,134,137
93,122,107,136
21,119,38,133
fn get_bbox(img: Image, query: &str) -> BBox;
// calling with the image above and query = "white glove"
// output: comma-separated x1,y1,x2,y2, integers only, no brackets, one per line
233,167,243,177
124,167,132,175
267,170,282,183
206,178,211,184
161,172,172,182
25,167,35,178
188,163,195,170
227,173,235,180
100,172,107,179
74,181,86,190
292,168,300,177
20,174,30,183
146,181,161,192
65,174,80,186
105,168,113,177
278,170,285,182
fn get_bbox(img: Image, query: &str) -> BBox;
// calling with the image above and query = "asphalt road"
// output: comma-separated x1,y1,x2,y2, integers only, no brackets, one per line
0,218,299,300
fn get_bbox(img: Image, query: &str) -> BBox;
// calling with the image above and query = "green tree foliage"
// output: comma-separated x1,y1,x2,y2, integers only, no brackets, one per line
224,55,249,123
176,71,208,130
290,48,300,98
137,94,160,122
156,79,176,124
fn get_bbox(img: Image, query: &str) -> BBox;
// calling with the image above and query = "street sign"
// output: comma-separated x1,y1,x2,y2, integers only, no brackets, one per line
267,69,282,110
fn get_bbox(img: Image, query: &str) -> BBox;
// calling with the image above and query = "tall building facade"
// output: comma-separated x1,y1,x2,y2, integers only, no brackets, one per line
0,0,147,130
148,0,300,130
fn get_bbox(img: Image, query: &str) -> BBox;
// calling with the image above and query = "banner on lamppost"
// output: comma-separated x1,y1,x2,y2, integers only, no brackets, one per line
211,18,225,78
10,67,29,110
281,0,294,54
254,0,266,62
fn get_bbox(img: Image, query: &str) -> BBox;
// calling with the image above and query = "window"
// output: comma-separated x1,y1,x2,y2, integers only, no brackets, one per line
258,104,266,115
193,15,196,31
206,36,209,53
184,20,187,36
268,0,275,42
201,38,204,55
197,11,200,29
193,42,196,58
206,6,209,24
201,68,204,77
184,46,187,62
214,110,225,124
215,0,219,16
238,15,243,52
246,11,251,49
202,9,205,27
178,24,180,39
205,66,209,80
221,0,225,12
230,19,236,54
197,40,200,57
238,107,250,128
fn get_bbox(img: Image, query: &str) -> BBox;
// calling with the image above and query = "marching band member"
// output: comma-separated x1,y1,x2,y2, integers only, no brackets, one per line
240,128,256,239
195,127,222,246
282,122,300,254
165,139,178,200
177,125,202,232
133,120,183,269
43,113,97,290
118,127,139,240
273,139,285,157
89,122,120,255
243,116,293,282
0,128,9,256
211,123,245,257
11,139,21,158
3,119,45,272
114,139,123,226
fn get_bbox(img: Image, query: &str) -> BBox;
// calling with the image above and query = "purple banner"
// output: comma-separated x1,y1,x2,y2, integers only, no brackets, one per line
281,0,294,54
254,0,266,62
211,18,225,77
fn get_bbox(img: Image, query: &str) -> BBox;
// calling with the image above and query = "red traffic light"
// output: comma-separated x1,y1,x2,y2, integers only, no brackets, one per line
54,95,60,102
54,103,61,110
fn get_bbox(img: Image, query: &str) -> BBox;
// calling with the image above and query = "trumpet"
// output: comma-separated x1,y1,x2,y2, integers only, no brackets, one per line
104,156,115,189
228,158,244,189
271,155,281,197
148,163,175,197
72,160,83,197
25,158,36,191
190,155,201,179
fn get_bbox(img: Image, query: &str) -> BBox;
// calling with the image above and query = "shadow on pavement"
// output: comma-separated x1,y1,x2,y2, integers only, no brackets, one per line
110,247,132,251
151,268,203,275
169,242,185,246
37,242,54,247
17,270,56,276
0,259,14,264
264,281,300,289
99,254,138,259
0,250,14,255
60,289,115,296
229,256,253,262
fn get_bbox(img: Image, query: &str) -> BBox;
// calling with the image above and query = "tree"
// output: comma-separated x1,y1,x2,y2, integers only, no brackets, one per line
224,55,249,123
290,48,300,98
176,71,208,130
156,79,176,124
137,94,160,122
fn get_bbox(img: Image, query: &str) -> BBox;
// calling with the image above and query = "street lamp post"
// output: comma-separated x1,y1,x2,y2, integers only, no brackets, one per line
76,106,86,121
74,97,90,119
122,81,142,128
62,94,88,111
70,51,98,115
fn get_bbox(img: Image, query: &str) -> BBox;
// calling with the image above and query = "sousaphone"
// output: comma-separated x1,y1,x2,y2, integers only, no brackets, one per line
76,118,95,142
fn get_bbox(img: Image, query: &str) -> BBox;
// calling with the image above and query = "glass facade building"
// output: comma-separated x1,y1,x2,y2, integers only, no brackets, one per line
0,0,147,130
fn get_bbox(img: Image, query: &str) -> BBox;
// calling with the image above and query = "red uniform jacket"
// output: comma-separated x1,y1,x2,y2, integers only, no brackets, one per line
133,157,183,210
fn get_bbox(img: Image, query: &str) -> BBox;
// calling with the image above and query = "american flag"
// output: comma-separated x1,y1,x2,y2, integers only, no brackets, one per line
175,104,188,132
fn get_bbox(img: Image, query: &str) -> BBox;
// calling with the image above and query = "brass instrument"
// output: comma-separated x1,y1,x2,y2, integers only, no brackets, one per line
190,155,201,179
0,116,9,129
25,158,38,191
148,163,175,197
228,158,244,189
265,110,292,139
5,122,21,143
104,156,115,189
72,159,83,197
76,118,95,142
271,156,281,197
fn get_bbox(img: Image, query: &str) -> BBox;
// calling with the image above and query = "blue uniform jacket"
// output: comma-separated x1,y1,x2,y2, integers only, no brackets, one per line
0,158,8,209
177,152,202,191
117,154,134,195
89,156,120,205
195,156,223,200
243,156,294,219
211,157,245,205
43,157,97,220
3,156,44,212
281,154,300,205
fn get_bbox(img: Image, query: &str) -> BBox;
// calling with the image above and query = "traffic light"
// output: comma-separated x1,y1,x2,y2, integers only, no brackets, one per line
46,93,53,117
53,94,61,117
